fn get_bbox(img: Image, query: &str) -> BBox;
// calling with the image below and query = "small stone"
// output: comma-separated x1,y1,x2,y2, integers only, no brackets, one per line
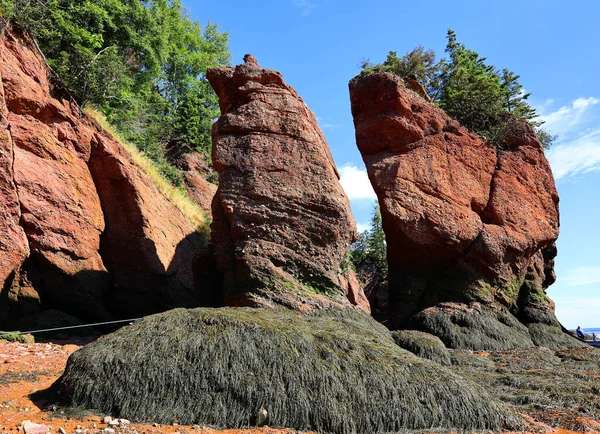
117,419,130,425
152,423,158,427
57,428,66,434
107,420,120,427
256,407,268,427
102,416,112,424
103,429,114,434
20,421,50,434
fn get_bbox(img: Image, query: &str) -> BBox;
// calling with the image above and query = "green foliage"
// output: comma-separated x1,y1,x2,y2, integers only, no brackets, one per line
1,0,230,185
349,204,387,274
362,29,555,149
0,331,34,343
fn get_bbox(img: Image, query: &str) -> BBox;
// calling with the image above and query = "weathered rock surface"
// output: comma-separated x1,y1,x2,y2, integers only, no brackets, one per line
87,128,206,317
207,57,363,310
349,72,581,350
166,144,218,217
0,22,207,326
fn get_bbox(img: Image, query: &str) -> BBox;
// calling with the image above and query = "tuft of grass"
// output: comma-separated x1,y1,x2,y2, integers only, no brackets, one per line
84,106,208,231
49,307,521,433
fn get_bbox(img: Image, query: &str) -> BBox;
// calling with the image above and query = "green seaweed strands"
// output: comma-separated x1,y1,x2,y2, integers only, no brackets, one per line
49,307,522,433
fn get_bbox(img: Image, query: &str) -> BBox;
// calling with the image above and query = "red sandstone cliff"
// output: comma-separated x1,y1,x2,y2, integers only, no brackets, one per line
349,72,580,350
0,22,207,327
207,56,368,311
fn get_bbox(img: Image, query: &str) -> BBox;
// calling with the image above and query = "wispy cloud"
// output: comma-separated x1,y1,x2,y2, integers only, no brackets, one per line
315,115,338,129
293,0,316,16
553,266,600,289
539,97,599,136
536,96,600,180
339,163,377,200
547,129,600,180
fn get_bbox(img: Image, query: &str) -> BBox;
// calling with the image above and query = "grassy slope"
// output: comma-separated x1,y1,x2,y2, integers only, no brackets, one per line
84,106,208,232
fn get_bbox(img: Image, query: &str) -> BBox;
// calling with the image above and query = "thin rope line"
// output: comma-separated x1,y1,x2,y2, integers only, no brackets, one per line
0,318,142,336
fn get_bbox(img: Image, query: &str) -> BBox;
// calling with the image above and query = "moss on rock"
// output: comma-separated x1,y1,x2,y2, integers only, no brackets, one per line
49,307,520,433
0,331,34,343
391,330,451,365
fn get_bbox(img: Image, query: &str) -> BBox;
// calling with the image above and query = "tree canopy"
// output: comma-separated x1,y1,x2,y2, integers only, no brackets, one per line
1,0,230,185
350,205,387,275
361,30,555,148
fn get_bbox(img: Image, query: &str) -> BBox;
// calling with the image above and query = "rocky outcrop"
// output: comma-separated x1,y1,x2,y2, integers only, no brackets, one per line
0,22,207,327
87,129,206,317
349,72,581,350
166,144,217,217
207,56,365,310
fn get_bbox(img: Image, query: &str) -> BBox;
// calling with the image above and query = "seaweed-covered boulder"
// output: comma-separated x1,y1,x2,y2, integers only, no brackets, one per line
51,307,519,433
207,56,363,310
348,71,582,350
391,329,451,365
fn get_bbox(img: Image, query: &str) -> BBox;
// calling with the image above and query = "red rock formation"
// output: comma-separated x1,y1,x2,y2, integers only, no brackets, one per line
87,128,206,317
0,71,29,296
0,22,207,326
207,57,365,310
349,72,579,350
166,146,217,217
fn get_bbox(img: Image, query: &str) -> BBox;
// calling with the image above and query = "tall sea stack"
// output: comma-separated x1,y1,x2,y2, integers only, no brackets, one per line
349,71,582,350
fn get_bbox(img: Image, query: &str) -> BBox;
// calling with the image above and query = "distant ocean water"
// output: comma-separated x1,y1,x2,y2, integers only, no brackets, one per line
583,328,600,334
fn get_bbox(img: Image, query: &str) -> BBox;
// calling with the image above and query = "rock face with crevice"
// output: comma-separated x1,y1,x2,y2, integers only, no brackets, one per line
349,72,581,350
0,22,207,327
208,56,366,311
165,146,218,218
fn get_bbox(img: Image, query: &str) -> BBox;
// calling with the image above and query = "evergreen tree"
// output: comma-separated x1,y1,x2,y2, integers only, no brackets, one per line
350,205,388,275
361,29,555,148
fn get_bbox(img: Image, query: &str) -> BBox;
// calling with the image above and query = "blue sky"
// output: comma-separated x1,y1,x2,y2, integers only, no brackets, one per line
185,0,600,328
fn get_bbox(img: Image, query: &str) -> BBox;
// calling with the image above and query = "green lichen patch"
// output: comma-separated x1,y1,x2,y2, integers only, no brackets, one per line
48,307,519,433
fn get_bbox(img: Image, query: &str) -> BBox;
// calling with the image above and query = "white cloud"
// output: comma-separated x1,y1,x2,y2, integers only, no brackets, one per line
539,96,600,135
547,128,600,180
339,163,377,200
553,266,600,289
356,222,370,233
293,0,316,16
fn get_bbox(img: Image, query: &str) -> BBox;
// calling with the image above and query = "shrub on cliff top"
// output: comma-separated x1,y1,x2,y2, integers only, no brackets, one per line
49,307,521,433
361,30,556,148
